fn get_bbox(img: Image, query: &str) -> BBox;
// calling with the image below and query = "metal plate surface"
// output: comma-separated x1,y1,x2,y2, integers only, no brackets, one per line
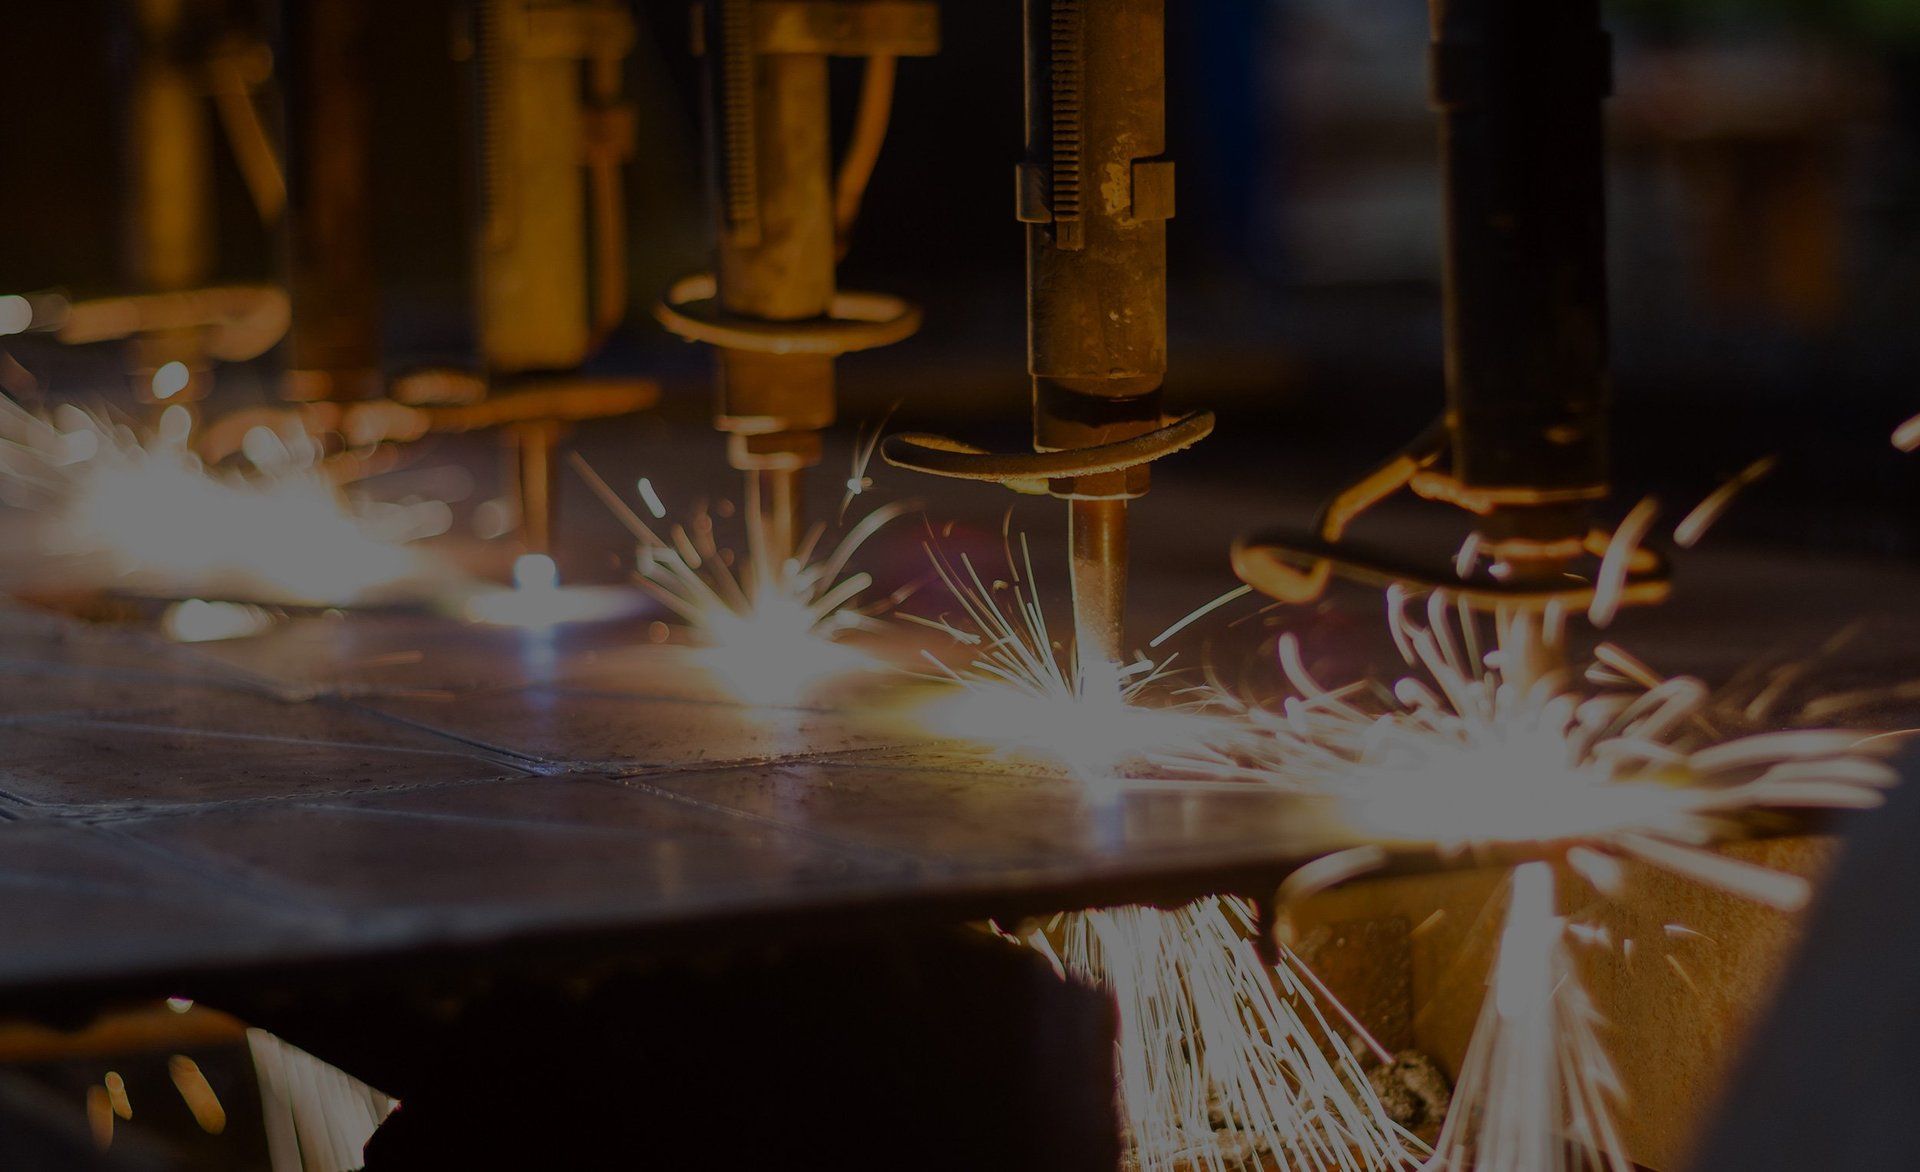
0,599,1363,1008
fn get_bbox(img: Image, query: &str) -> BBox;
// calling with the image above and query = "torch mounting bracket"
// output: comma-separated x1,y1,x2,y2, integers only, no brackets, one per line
881,410,1215,499
655,272,920,358
1232,418,1671,611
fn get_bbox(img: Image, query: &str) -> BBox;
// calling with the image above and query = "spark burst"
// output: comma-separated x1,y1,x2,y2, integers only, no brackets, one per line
1176,590,1896,1170
909,531,1221,779
247,1029,395,1172
913,538,1414,1170
1178,587,1895,907
570,453,908,705
0,400,450,605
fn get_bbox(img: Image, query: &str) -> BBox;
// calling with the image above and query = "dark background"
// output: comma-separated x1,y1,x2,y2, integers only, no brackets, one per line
7,1,1920,555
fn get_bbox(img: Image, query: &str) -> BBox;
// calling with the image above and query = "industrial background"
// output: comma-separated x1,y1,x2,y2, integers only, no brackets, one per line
1,1,1919,1169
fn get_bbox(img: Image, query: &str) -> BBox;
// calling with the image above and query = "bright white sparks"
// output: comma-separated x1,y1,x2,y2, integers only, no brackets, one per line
0,401,449,605
696,586,881,706
513,552,559,593
1159,590,1899,1171
246,1029,395,1172
150,361,191,401
0,295,31,336
161,598,276,643
919,549,1407,1167
1428,863,1629,1172
1031,899,1418,1172
909,534,1222,779
1175,588,1896,910
571,453,903,706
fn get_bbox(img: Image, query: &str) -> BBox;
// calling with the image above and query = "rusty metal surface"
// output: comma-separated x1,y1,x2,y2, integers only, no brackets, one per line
0,600,1363,1009
1289,913,1415,1054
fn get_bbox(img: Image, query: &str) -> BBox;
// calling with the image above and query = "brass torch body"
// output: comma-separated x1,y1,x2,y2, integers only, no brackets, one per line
451,0,637,560
707,15,838,568
474,0,597,376
1020,0,1173,669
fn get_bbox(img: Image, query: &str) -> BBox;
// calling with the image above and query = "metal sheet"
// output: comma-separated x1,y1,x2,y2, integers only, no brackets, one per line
0,601,1361,1009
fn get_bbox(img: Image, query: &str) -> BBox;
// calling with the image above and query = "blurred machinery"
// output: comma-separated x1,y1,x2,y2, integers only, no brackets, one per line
1613,42,1879,333
0,4,1910,1170
405,0,660,564
1232,0,1668,620
0,0,288,420
883,0,1212,676
290,0,661,566
5,0,662,569
657,0,936,567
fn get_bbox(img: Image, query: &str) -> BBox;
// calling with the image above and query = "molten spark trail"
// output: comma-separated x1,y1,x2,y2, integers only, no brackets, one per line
247,1029,394,1172
0,400,449,605
1894,411,1920,452
1429,863,1627,1172
570,453,908,705
1031,899,1418,1172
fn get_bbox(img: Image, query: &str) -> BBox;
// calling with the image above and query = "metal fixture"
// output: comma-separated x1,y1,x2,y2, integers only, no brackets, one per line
48,0,288,416
468,0,637,376
89,0,661,566
458,0,656,560
659,0,937,567
390,0,661,562
1231,0,1668,614
884,0,1211,675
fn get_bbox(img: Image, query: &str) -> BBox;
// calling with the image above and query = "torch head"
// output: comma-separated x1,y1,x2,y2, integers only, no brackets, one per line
1036,381,1162,678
